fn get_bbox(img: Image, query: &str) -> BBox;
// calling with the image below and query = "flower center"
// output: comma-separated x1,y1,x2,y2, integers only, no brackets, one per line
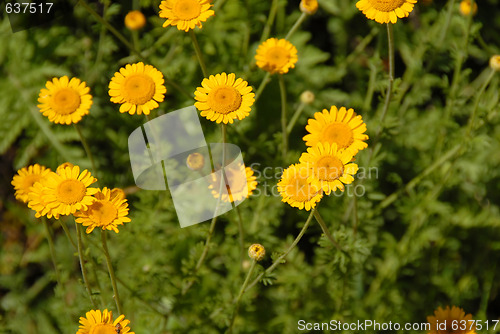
122,74,156,105
321,123,354,149
207,86,242,115
173,0,201,20
315,156,344,181
367,0,406,12
89,323,117,334
51,88,81,115
56,179,87,204
88,201,118,226
285,171,319,202
266,46,289,69
22,175,41,191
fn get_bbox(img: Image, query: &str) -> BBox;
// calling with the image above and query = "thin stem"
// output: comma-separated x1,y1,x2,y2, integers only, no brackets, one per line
254,72,271,103
76,222,98,308
313,210,341,250
74,124,100,186
42,218,61,284
59,219,77,250
260,0,279,42
466,69,495,137
438,0,457,47
190,30,209,78
101,230,123,315
279,75,288,161
235,205,245,265
227,260,256,333
285,12,307,40
287,102,306,134
244,209,315,293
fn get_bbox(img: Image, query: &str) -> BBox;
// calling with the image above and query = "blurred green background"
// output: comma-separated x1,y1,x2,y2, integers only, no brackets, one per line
1,0,500,332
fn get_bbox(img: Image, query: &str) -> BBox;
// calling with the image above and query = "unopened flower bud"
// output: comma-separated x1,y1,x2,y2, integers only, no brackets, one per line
489,55,500,72
248,244,265,261
300,0,318,15
300,90,315,104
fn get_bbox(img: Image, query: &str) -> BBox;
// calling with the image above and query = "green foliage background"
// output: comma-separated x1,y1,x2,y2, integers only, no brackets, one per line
1,0,500,333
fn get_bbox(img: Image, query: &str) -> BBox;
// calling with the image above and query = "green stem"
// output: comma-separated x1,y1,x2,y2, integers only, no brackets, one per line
235,205,245,265
244,209,315,292
313,210,341,250
42,218,61,285
254,72,271,103
190,30,209,78
76,222,98,308
260,0,279,42
438,0,457,47
101,230,123,315
227,260,256,333
74,124,100,186
466,69,495,137
59,219,77,250
285,12,307,40
279,75,288,161
286,102,306,134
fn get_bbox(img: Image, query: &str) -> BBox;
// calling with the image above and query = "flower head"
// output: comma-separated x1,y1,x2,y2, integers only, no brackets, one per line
248,244,266,261
427,306,476,334
11,164,52,203
209,164,257,203
159,0,214,32
489,55,500,71
32,165,98,217
300,0,318,15
76,309,134,334
125,10,146,30
75,187,131,234
459,0,477,16
303,106,368,155
186,152,205,171
356,0,417,24
278,164,323,211
299,142,359,195
255,38,298,75
194,73,255,124
109,62,166,116
37,76,93,125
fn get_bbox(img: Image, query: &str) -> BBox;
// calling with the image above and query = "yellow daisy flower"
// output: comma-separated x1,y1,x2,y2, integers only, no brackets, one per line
37,165,98,217
75,187,131,234
303,106,368,154
159,0,214,32
427,306,476,334
76,309,134,334
11,164,52,203
125,10,146,30
37,76,93,125
300,0,318,15
108,62,167,116
356,0,417,24
255,38,298,75
299,142,359,195
209,164,258,203
194,73,255,124
278,164,323,211
27,181,59,219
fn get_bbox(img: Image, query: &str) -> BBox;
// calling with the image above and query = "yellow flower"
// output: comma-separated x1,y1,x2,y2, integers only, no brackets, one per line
37,76,93,125
76,309,134,334
56,162,74,175
356,0,417,24
75,187,131,234
11,164,52,203
186,152,205,171
300,0,318,15
125,10,146,30
159,0,214,32
303,106,368,155
278,164,323,211
427,306,476,334
459,0,477,16
34,165,98,217
255,38,298,75
489,55,500,71
109,62,167,116
27,181,59,219
248,244,266,261
299,142,359,195
209,164,258,203
194,73,255,124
